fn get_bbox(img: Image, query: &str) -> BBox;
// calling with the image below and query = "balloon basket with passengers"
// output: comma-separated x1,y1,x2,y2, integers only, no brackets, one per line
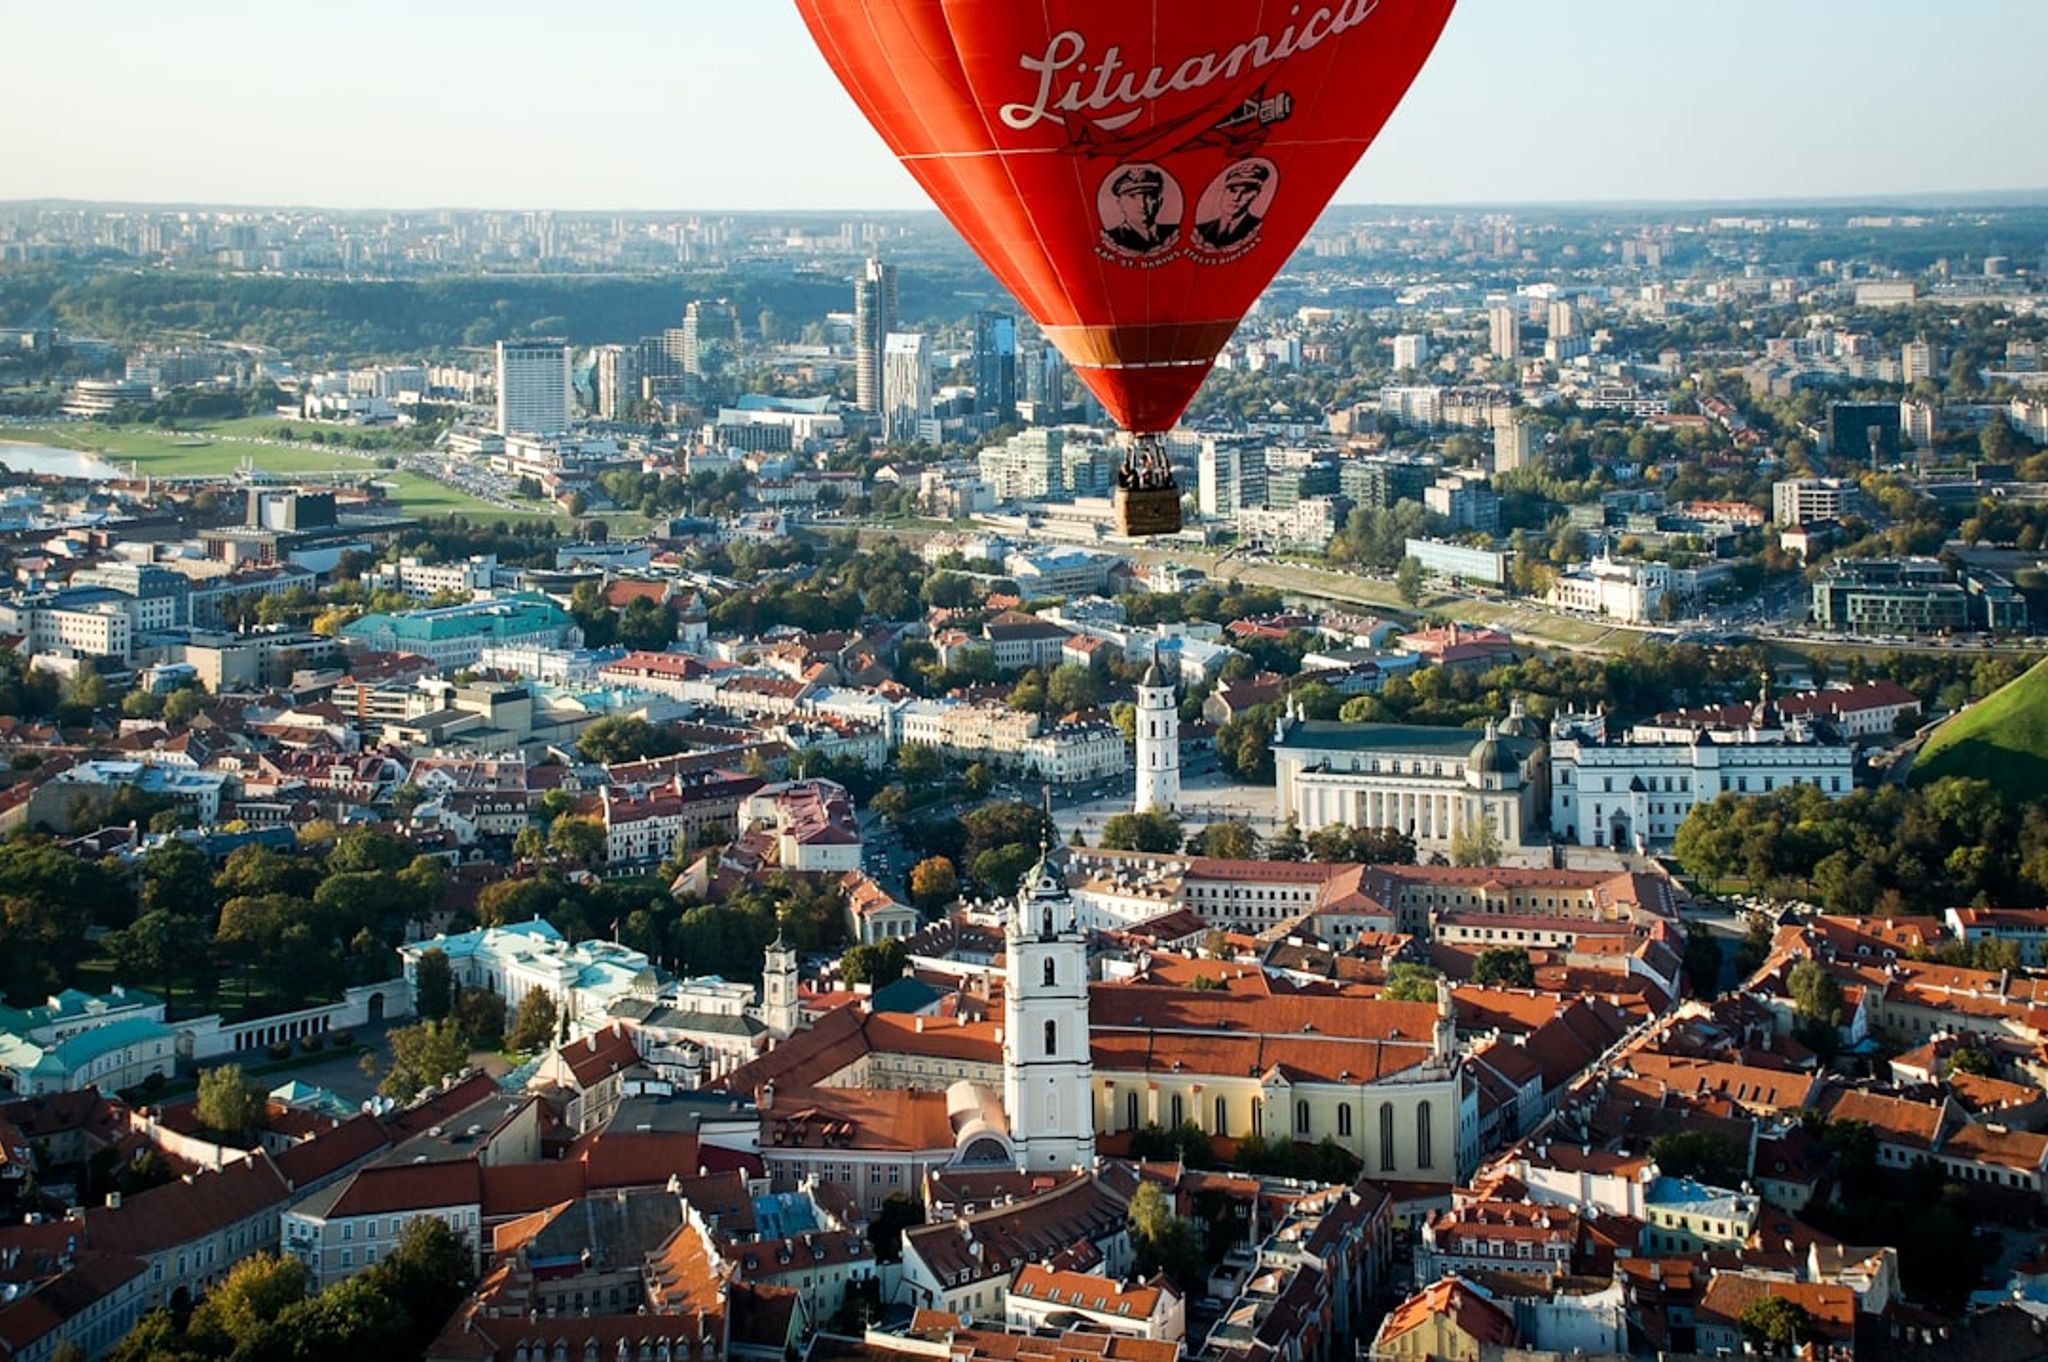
1113,435,1183,538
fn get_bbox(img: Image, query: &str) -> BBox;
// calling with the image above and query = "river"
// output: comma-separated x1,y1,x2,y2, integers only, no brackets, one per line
0,441,123,481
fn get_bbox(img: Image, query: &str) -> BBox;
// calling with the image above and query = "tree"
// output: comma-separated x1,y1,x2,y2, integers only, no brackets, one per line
273,1274,410,1360
451,987,506,1049
842,938,908,988
1648,1128,1744,1187
972,843,1036,898
1383,963,1442,1003
506,986,558,1052
1099,811,1185,853
1683,921,1723,999
1472,947,1536,989
868,1192,925,1263
1266,819,1304,861
413,947,453,1020
106,909,207,1003
1046,663,1101,715
617,596,676,651
163,687,205,726
894,743,942,783
367,1216,476,1348
908,856,959,913
577,714,683,764
141,840,216,920
1395,555,1425,606
188,1251,309,1349
379,1019,469,1099
1127,1181,1205,1292
195,1064,261,1141
1947,1045,1996,1077
1194,821,1259,860
1739,1295,1821,1356
326,826,411,874
1788,959,1844,1052
547,815,606,866
1449,819,1503,867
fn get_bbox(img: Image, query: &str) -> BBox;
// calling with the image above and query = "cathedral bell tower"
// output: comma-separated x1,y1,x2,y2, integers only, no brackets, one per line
1003,832,1096,1170
1133,647,1180,815
762,931,800,1041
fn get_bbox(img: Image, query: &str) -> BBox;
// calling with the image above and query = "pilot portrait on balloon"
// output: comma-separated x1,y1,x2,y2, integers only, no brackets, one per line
1192,157,1277,256
1096,163,1183,259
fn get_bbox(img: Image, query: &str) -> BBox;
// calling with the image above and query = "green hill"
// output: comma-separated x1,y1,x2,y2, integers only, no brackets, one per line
1911,658,2048,801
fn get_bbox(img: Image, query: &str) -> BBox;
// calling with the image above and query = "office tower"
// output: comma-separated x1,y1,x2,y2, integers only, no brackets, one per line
853,256,898,415
1197,438,1269,519
682,298,741,379
591,344,641,421
1392,334,1429,371
974,311,1018,424
494,339,571,437
1488,305,1520,361
881,332,932,444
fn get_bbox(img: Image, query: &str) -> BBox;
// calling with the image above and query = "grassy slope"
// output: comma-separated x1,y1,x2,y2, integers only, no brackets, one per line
1912,658,2048,800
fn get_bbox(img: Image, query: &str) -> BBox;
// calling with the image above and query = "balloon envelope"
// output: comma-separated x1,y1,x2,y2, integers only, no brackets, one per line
798,0,1458,432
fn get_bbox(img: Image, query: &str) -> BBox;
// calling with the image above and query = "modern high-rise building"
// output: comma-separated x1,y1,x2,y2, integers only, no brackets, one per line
1197,437,1269,518
1547,298,1578,339
1392,334,1429,372
494,339,572,437
1488,305,1521,361
881,332,932,444
682,298,741,379
974,311,1018,425
853,256,898,416
590,344,641,422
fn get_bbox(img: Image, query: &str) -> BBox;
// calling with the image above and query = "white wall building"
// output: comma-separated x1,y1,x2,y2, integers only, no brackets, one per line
881,332,932,445
1133,654,1179,814
494,339,572,437
1546,555,1668,625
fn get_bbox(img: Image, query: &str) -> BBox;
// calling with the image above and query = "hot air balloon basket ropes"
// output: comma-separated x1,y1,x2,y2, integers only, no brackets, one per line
1114,433,1182,537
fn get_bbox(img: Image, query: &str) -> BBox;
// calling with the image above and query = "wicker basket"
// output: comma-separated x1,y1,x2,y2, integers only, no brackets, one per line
1114,484,1183,537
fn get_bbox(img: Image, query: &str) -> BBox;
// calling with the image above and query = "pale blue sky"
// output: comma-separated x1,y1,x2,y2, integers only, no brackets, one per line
3,0,2043,210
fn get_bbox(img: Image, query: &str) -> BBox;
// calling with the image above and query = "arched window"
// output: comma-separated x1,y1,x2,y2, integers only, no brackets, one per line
1043,958,1057,987
1214,1096,1229,1137
1042,907,1054,936
1126,1091,1139,1130
1338,1103,1353,1138
1416,1104,1434,1169
1044,1019,1057,1057
1171,1094,1184,1127
1296,1100,1311,1135
1379,1103,1396,1171
1251,1098,1264,1138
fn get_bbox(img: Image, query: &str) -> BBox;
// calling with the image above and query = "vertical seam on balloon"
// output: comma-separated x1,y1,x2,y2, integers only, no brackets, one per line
943,0,1084,374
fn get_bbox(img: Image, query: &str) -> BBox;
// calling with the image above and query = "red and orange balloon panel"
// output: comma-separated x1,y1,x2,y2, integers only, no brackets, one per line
797,0,1458,434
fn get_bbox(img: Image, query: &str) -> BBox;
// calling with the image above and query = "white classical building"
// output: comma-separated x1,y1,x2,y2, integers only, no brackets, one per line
1548,701,1855,851
1272,702,1547,853
1133,653,1180,815
399,919,662,1030
1546,555,1669,624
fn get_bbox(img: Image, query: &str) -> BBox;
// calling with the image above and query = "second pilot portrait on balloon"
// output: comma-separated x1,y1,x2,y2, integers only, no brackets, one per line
1192,158,1278,252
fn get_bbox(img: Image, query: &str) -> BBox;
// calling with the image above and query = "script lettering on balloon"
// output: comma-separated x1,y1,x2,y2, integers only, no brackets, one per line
998,0,1383,133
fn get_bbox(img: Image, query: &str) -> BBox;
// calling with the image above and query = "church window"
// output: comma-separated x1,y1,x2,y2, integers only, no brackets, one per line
1043,958,1056,987
1417,1105,1434,1168
1295,1100,1310,1135
1044,1020,1057,1056
1215,1096,1229,1137
1126,1092,1139,1130
1379,1103,1396,1170
1251,1098,1263,1137
1171,1095,1184,1126
1338,1104,1353,1137
1042,907,1054,935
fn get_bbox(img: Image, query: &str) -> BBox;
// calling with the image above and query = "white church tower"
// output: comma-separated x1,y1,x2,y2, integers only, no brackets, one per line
1133,649,1180,815
1003,839,1096,1171
761,931,801,1040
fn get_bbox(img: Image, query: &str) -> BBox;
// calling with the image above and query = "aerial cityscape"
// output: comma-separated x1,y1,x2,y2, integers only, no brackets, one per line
1,4,2047,1362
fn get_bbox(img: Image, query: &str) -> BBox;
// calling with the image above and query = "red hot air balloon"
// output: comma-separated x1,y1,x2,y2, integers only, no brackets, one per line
799,0,1457,533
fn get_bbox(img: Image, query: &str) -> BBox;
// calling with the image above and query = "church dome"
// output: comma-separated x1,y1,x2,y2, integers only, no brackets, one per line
1469,727,1522,777
1498,698,1541,740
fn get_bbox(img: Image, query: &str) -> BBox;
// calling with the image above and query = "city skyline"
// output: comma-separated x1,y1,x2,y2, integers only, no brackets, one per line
2,1,2045,212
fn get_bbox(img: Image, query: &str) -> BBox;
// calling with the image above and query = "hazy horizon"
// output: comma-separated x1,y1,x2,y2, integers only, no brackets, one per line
3,1,2045,212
